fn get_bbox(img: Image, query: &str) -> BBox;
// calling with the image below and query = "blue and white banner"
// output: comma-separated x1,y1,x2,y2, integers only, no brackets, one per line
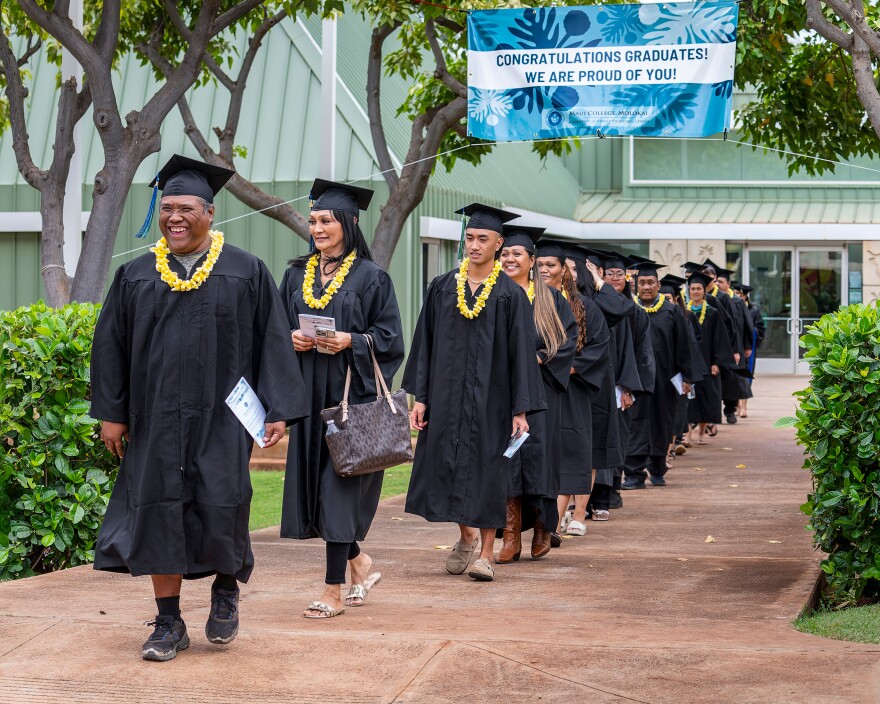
466,2,738,141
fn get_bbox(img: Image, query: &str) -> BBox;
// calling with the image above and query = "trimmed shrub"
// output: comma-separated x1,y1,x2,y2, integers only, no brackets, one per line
0,302,117,580
793,303,880,606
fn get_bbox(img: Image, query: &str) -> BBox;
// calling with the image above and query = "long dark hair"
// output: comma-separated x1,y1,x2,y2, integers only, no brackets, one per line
560,263,588,350
291,210,373,267
570,257,595,298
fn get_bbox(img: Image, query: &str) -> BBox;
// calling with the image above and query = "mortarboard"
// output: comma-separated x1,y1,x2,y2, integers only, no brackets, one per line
535,237,568,260
687,271,713,289
660,273,686,296
682,261,707,276
629,260,666,278
628,254,653,265
564,245,589,263
501,224,545,253
587,249,634,271
310,178,374,216
455,203,519,234
136,154,235,239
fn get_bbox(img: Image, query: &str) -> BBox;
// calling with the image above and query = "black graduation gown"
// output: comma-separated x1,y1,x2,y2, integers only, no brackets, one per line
688,305,735,424
622,303,657,459
558,293,611,495
635,301,696,456
676,308,708,435
404,270,545,529
721,294,754,401
278,258,404,543
91,245,308,581
747,305,765,380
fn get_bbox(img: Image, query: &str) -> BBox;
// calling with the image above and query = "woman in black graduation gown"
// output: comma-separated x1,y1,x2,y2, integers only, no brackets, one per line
685,272,734,444
536,240,610,537
496,227,577,562
279,180,404,619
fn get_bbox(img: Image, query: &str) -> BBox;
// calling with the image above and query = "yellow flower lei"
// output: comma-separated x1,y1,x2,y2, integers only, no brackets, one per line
456,258,502,319
151,230,224,292
687,300,708,325
634,293,664,314
526,280,535,303
302,250,356,309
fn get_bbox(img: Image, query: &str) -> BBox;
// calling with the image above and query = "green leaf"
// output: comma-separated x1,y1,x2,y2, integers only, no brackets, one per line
40,533,55,547
71,505,85,524
774,416,798,428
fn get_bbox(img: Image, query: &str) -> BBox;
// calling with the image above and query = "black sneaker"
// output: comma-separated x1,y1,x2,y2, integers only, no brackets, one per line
609,492,623,509
206,587,239,644
142,615,189,662
726,413,737,425
649,475,667,487
621,477,646,490
550,532,562,548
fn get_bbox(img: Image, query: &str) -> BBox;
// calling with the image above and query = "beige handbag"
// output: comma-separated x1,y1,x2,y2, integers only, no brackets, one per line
320,336,412,477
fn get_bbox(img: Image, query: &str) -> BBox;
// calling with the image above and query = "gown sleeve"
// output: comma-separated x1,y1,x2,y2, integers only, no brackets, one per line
278,266,295,327
402,278,436,405
615,319,643,394
348,270,405,396
632,307,656,395
252,261,309,425
89,267,130,424
507,285,546,417
594,285,634,328
709,309,736,369
539,290,578,392
672,306,697,383
571,294,610,393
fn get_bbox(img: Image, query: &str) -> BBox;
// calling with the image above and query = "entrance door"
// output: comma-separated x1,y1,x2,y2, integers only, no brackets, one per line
746,246,845,374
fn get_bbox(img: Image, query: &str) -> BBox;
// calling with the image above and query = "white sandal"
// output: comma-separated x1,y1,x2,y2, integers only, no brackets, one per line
344,572,382,607
591,510,610,522
566,520,587,536
303,601,345,619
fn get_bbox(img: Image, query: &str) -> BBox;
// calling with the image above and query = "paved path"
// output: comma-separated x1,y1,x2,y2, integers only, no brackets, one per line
2,376,879,703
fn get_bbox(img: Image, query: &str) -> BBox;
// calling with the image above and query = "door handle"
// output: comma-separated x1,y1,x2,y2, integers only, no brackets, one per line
785,318,792,335
797,319,805,334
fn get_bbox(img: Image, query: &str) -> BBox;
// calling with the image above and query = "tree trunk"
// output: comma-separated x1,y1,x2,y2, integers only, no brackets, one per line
70,154,142,303
371,197,412,270
38,183,71,307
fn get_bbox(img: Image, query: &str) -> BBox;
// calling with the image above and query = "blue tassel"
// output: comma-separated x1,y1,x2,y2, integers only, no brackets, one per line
134,175,160,239
308,236,316,253
457,210,467,261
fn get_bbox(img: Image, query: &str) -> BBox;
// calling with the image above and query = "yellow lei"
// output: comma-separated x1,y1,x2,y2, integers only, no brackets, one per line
302,250,356,309
687,300,708,325
634,293,664,314
456,258,502,319
526,280,535,303
151,230,224,292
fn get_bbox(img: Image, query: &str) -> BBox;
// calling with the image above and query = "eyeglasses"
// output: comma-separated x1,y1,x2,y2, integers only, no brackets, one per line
605,270,626,280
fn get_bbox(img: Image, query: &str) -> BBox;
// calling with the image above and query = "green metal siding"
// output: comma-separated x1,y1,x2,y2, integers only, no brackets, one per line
0,233,45,310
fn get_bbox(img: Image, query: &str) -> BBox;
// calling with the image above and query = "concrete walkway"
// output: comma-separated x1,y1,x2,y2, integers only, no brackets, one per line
2,376,879,703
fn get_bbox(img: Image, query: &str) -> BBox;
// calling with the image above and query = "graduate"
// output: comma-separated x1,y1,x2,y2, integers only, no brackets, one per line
623,262,697,488
581,251,642,518
712,264,755,424
684,271,735,444
279,179,404,619
497,227,577,562
404,204,544,583
734,283,765,418
91,155,309,661
535,240,610,537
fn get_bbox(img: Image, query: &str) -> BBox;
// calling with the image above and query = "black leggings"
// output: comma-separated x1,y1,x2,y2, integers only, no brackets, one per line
325,541,361,585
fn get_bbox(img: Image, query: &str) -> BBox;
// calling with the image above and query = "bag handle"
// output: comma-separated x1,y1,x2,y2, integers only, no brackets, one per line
339,334,397,422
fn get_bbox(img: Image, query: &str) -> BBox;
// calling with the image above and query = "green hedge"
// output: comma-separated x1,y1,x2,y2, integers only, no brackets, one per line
794,303,880,606
0,302,117,580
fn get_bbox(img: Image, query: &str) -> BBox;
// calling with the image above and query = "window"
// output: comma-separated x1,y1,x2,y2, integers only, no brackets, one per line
848,243,863,305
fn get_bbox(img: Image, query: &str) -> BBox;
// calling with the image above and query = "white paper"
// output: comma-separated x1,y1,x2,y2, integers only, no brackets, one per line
298,314,336,339
671,372,685,395
503,431,530,458
615,385,624,409
225,377,268,448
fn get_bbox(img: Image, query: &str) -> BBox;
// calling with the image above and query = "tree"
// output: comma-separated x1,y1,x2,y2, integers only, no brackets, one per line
0,1,269,305
140,1,342,244
355,0,574,270
734,0,880,175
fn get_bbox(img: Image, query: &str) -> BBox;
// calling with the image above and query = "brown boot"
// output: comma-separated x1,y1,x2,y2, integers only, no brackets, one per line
531,519,552,560
496,497,522,563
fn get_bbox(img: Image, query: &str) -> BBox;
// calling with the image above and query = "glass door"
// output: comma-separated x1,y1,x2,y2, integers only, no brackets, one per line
748,248,795,374
796,248,843,370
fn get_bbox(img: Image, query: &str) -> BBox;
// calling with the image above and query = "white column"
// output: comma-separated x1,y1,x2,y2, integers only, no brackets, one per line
61,0,83,278
319,17,337,180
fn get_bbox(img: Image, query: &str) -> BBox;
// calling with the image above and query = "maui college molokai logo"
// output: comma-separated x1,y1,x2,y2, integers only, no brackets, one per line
546,110,565,128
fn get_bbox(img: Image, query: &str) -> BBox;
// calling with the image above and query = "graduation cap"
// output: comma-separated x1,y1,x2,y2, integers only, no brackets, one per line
629,260,666,279
455,202,519,259
660,273,687,296
687,271,713,289
501,224,545,253
586,249,634,271
732,282,753,295
682,261,708,277
136,154,235,238
310,178,374,216
535,237,568,261
628,254,653,264
564,245,589,263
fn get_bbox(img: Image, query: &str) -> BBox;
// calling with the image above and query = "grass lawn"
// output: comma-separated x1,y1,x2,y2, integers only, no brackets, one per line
794,604,880,644
249,464,412,531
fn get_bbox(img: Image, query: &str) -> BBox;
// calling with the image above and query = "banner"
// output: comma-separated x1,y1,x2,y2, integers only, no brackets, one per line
466,2,738,142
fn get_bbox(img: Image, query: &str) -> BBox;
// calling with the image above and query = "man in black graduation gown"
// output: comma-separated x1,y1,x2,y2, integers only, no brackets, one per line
404,204,544,583
90,155,308,661
623,262,696,488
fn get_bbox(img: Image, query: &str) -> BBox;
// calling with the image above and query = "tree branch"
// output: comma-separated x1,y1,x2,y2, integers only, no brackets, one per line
425,19,467,99
368,23,402,192
851,34,880,141
435,17,464,34
17,37,42,67
94,0,121,63
214,0,266,35
805,0,853,49
818,0,880,56
0,30,45,189
16,0,96,72
160,0,236,89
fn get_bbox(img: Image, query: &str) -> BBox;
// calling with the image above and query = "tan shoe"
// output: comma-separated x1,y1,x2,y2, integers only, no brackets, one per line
468,558,495,582
445,537,478,575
